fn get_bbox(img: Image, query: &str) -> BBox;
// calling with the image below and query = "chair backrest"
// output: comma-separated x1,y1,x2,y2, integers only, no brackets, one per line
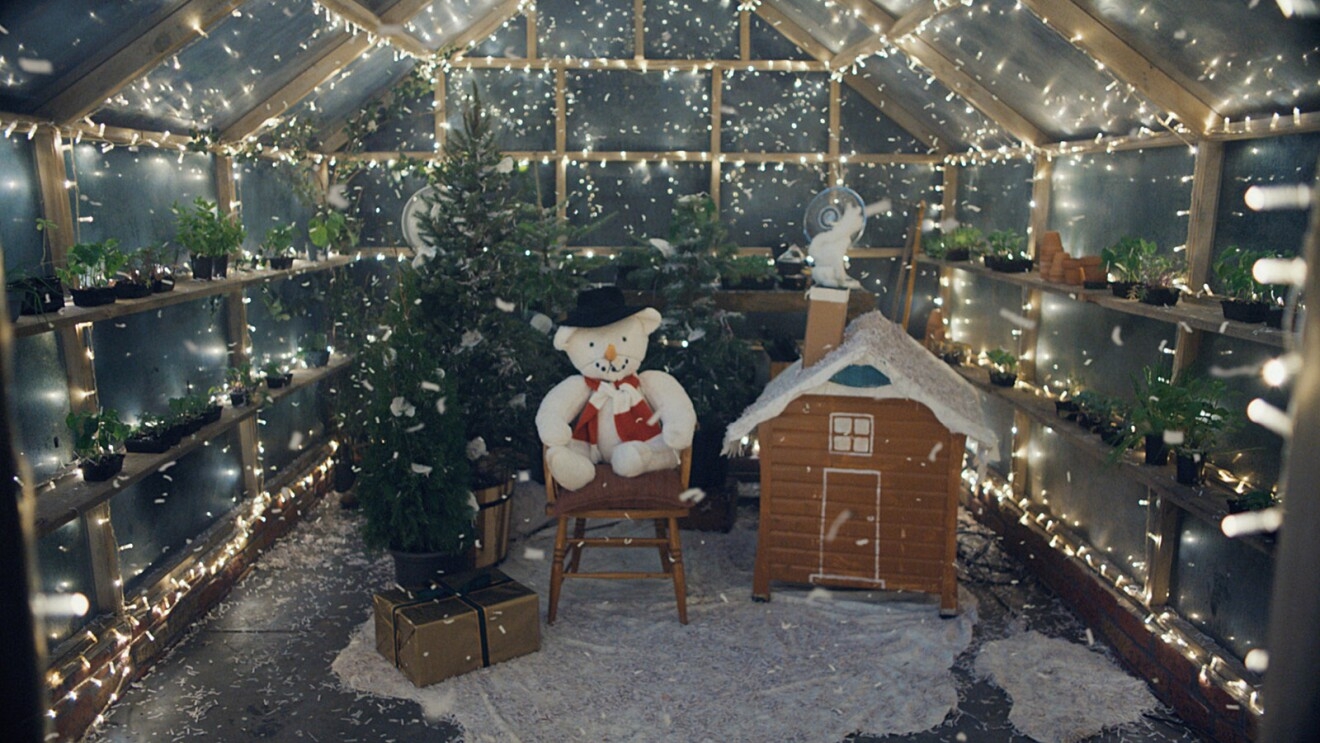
543,446,693,504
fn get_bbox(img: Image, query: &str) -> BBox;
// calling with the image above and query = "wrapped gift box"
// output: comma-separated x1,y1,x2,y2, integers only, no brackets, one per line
373,569,540,687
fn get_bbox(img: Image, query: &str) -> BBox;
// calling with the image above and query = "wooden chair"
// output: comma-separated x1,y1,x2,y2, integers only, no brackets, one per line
543,447,694,624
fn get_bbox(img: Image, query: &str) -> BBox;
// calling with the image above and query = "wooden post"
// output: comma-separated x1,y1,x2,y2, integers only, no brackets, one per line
828,77,841,185
710,68,723,207
739,10,751,61
434,66,447,152
1027,154,1054,258
633,0,645,60
555,64,568,221
1143,496,1182,608
525,6,537,60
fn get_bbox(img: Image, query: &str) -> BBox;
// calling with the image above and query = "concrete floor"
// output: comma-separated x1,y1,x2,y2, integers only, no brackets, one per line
86,491,1203,743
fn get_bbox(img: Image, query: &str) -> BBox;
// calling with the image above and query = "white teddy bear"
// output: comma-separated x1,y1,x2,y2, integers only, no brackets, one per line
806,203,865,290
536,287,697,491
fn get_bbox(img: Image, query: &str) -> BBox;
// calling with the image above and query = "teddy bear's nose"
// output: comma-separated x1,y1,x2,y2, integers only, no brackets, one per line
604,344,618,362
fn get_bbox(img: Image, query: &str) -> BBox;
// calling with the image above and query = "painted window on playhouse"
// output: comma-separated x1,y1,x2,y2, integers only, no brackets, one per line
829,413,875,456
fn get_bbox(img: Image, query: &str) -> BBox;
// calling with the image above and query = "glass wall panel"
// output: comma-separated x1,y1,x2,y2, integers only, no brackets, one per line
446,68,556,152
246,274,332,372
721,163,828,249
1047,147,1194,259
258,379,332,478
946,270,1025,357
289,49,414,131
978,391,1017,477
91,296,231,423
36,518,97,649
360,91,437,154
1035,294,1177,401
748,13,812,61
842,162,940,248
1169,515,1273,661
917,0,1160,141
839,86,926,156
854,55,1013,153
643,1,738,60
69,144,216,252
1187,334,1287,491
348,169,429,248
0,135,45,276
537,0,634,59
407,0,511,51
112,428,246,592
1214,132,1320,266
566,161,709,247
1027,421,1150,584
12,334,73,484
95,0,342,134
768,0,871,53
955,160,1033,236
566,70,710,153
468,14,528,59
903,265,942,338
237,160,317,257
720,71,828,153
0,0,181,113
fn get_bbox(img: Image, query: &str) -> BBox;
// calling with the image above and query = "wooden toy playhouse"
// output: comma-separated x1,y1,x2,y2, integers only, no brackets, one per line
724,289,996,615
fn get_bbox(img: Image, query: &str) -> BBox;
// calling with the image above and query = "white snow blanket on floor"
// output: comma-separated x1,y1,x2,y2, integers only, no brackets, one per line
334,512,975,741
975,630,1158,743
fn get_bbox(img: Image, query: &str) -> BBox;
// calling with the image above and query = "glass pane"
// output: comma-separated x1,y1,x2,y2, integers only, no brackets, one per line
12,334,73,484
447,68,557,152
288,48,414,131
1214,132,1320,263
237,160,318,257
407,0,512,52
840,162,940,247
537,0,634,59
748,12,812,61
1035,293,1178,401
1027,421,1150,584
720,71,828,153
1047,146,1194,258
839,85,926,155
643,1,738,59
360,89,437,154
346,169,429,248
720,162,828,248
468,13,529,59
91,296,231,423
1073,0,1320,121
978,391,1017,477
112,428,246,592
0,135,45,276
258,379,331,478
69,144,216,251
903,263,942,337
768,0,872,54
955,159,1034,236
567,70,711,153
916,0,1161,141
1170,514,1273,661
94,0,343,134
565,161,709,247
1187,334,1287,491
246,273,333,371
36,518,97,648
946,269,1025,356
0,0,182,113
854,54,1013,153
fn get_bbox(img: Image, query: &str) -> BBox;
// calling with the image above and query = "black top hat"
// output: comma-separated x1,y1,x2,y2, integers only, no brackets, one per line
561,286,650,328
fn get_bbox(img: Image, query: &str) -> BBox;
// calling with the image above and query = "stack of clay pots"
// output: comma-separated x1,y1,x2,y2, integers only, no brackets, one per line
1037,231,1105,287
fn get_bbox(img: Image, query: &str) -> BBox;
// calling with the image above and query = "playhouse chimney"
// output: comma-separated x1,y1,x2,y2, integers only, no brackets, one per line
802,287,850,367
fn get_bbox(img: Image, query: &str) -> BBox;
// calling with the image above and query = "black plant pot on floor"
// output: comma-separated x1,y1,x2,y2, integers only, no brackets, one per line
1144,434,1169,466
80,453,125,482
70,286,118,308
390,549,474,588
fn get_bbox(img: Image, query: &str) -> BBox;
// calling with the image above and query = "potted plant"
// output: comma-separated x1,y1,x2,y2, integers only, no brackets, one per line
1052,378,1083,420
114,248,154,299
125,413,182,454
1134,249,1184,307
721,253,778,290
260,224,299,270
942,226,985,262
982,230,1032,273
167,391,223,437
1212,245,1277,324
174,197,245,280
7,218,66,316
262,359,293,389
308,209,358,259
225,362,257,406
56,238,128,307
67,408,130,482
985,348,1018,387
1228,489,1277,514
140,242,179,293
1120,368,1228,469
1101,236,1154,299
935,339,971,367
1170,380,1236,485
300,332,331,368
922,231,946,261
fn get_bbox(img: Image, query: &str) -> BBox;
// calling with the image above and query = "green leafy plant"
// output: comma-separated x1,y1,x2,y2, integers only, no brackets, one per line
985,230,1027,259
921,231,947,259
259,224,298,258
721,253,778,288
1117,367,1235,457
945,226,986,255
1134,249,1184,289
166,392,213,423
308,210,357,254
139,242,181,282
66,408,129,463
56,239,127,290
226,362,256,393
173,197,246,258
985,348,1018,374
262,359,288,378
1100,236,1157,283
1212,245,1277,301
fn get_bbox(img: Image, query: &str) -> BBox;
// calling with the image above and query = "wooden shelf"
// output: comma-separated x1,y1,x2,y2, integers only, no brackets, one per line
952,363,1275,555
33,356,352,537
12,256,355,339
921,257,1290,349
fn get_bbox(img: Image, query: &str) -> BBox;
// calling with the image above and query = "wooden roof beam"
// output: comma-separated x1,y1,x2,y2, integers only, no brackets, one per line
1018,0,1218,135
35,0,248,124
316,0,434,58
449,0,530,61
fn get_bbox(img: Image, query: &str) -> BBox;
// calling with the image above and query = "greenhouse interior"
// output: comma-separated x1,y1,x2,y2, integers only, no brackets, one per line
2,1,1318,741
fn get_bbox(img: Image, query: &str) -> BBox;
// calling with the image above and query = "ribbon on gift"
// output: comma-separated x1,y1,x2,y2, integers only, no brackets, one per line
443,570,514,667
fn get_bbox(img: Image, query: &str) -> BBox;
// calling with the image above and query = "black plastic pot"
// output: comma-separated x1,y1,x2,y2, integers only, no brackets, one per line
1054,399,1080,420
125,428,182,454
191,255,216,280
1144,434,1169,466
303,349,331,368
778,274,808,290
230,389,251,407
1100,425,1129,448
988,370,1018,388
776,261,803,277
390,549,474,588
1175,451,1204,485
198,405,223,426
114,281,152,299
1266,306,1284,329
268,256,294,270
944,248,971,262
9,276,65,315
1220,299,1269,324
70,286,117,307
1110,281,1138,299
1140,286,1180,307
266,372,293,389
80,453,125,482
985,256,1033,273
151,276,175,293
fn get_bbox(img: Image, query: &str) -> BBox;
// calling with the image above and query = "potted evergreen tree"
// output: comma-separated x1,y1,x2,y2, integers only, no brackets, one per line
174,197,245,280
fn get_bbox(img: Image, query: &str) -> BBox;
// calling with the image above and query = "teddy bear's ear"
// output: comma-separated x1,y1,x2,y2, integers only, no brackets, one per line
637,307,662,335
553,325,576,351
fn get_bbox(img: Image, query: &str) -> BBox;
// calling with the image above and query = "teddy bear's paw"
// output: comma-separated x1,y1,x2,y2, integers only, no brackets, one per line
547,447,596,490
610,443,650,477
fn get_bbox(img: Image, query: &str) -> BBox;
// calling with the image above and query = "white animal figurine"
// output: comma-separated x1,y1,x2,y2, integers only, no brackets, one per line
806,203,865,289
536,287,697,491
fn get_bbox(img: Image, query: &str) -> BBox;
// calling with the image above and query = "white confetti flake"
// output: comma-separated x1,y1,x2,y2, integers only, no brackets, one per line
1162,430,1185,446
496,156,514,174
1244,648,1269,673
997,308,1037,330
410,463,433,475
678,487,705,504
466,437,487,461
390,397,416,417
287,431,304,450
326,183,350,210
927,442,943,462
825,509,852,542
420,381,441,392
436,397,447,414
405,423,425,433
18,58,53,74
529,313,553,334
1110,326,1123,346
495,298,516,313
1222,507,1283,537
523,547,546,561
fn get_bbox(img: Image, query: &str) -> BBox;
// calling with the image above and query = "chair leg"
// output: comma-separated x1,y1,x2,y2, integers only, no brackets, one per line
654,519,672,573
567,517,587,573
667,516,688,625
548,517,569,624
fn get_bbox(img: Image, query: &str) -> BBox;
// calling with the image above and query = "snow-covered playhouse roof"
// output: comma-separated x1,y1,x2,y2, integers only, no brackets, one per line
723,311,998,455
